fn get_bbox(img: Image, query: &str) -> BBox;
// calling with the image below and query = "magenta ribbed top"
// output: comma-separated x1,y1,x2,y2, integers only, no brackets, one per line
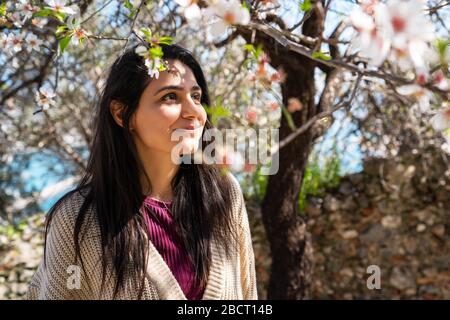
142,196,206,300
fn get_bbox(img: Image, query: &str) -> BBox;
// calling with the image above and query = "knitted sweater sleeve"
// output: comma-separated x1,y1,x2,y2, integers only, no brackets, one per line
228,172,259,300
26,193,87,300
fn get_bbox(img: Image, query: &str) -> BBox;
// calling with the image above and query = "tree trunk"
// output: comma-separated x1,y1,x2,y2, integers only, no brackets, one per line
234,0,340,299
261,63,316,299
236,33,319,300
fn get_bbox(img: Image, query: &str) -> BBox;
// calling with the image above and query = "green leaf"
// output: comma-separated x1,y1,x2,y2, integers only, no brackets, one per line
0,2,7,17
59,35,71,53
6,225,15,238
204,96,231,126
243,43,263,60
215,105,231,117
55,25,68,36
34,8,54,18
139,27,152,41
434,38,449,57
241,1,250,11
252,165,269,199
36,8,66,22
312,51,332,61
300,0,312,12
79,36,87,45
158,64,167,72
127,8,137,19
158,36,173,45
53,12,66,22
297,144,342,213
17,221,27,232
149,46,163,58
124,0,133,10
254,44,263,59
243,44,255,52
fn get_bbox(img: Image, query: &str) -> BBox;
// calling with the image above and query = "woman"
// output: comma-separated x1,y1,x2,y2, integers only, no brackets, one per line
26,43,258,300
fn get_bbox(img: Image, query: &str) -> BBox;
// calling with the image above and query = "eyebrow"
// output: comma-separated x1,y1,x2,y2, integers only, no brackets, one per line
154,85,202,96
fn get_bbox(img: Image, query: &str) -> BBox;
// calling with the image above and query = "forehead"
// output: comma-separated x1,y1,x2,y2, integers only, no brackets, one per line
148,59,199,91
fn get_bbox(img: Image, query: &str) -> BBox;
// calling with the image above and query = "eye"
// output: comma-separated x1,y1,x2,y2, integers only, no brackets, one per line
192,92,202,102
161,92,177,102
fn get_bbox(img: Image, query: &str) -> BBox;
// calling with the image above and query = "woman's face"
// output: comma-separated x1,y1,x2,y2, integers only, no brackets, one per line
130,59,207,160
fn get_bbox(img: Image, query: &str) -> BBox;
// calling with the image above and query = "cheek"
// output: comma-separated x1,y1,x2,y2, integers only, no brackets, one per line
134,105,181,148
200,108,207,124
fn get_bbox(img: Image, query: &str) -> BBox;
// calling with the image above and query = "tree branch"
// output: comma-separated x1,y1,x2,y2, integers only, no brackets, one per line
238,22,449,99
274,73,362,153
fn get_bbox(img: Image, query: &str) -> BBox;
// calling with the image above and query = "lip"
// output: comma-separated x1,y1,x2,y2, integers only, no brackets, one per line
173,124,202,131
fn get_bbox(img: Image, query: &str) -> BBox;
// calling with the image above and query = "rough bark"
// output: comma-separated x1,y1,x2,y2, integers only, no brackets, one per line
235,0,345,299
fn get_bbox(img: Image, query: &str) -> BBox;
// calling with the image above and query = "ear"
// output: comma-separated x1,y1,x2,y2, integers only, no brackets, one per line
109,100,125,128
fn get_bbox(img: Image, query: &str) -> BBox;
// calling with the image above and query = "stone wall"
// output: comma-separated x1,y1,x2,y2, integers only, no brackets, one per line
250,152,449,299
0,214,45,299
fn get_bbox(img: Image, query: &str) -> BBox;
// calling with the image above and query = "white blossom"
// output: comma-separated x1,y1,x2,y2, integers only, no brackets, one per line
206,0,250,37
175,0,202,22
350,6,390,66
256,0,279,20
135,45,148,56
135,46,162,79
430,70,450,91
10,11,24,27
129,0,142,7
71,28,87,45
350,0,435,71
9,33,24,52
377,0,433,51
0,33,11,54
396,84,434,113
46,0,78,15
430,106,450,132
31,18,49,29
16,0,39,20
26,33,42,52
35,88,56,110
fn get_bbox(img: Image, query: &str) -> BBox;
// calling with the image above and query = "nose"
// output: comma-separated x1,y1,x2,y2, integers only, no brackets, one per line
180,95,203,122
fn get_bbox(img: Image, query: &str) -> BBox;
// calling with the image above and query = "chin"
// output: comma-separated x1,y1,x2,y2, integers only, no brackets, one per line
179,143,199,155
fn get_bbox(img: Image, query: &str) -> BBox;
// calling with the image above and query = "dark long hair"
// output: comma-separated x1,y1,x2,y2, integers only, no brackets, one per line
44,43,239,299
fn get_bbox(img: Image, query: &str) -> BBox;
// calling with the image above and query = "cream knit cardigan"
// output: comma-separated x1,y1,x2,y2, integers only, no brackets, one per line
26,173,258,300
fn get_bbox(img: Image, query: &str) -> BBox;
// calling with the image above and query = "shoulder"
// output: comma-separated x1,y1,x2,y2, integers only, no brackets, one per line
47,188,96,241
49,189,87,223
27,188,98,299
223,171,247,223
44,188,101,272
224,171,243,201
